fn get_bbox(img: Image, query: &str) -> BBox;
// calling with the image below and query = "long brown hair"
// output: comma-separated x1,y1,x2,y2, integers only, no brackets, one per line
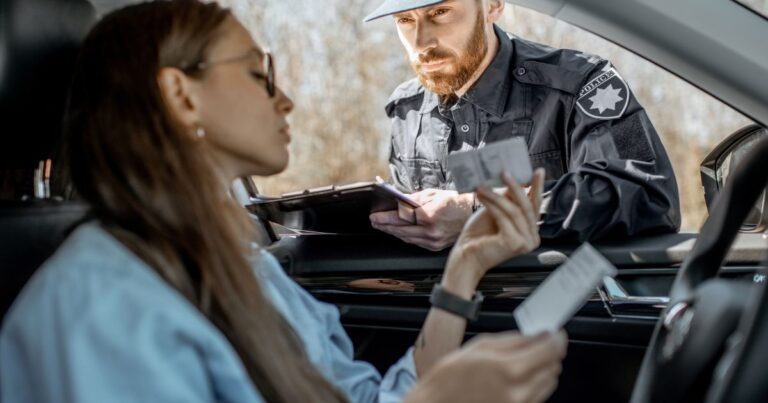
63,1,346,402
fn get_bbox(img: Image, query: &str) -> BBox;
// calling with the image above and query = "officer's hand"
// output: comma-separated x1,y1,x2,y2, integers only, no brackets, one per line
445,168,545,282
369,189,474,251
404,330,567,403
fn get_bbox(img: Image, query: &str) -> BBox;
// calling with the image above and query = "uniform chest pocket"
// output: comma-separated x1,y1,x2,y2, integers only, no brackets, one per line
530,150,565,180
482,119,533,147
400,158,446,191
390,112,422,160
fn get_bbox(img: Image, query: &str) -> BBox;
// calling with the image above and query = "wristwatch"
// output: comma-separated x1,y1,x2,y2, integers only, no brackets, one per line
429,284,484,321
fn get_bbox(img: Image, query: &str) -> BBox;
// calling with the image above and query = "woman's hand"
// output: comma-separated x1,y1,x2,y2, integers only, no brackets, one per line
405,330,567,403
443,168,545,291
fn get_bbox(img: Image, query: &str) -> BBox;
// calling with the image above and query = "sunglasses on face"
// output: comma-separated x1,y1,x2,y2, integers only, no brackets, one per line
184,49,276,98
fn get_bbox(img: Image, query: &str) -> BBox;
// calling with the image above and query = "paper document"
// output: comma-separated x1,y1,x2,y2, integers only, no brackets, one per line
513,243,617,335
446,137,533,193
375,176,420,207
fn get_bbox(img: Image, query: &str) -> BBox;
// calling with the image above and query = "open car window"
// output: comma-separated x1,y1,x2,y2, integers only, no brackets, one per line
90,0,758,232
244,1,755,232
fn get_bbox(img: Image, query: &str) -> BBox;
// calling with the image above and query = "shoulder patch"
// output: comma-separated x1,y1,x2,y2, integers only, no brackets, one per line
576,67,629,120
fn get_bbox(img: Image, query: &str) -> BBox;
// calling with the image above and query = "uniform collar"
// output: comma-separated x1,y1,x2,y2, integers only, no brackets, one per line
419,24,513,118
463,24,513,118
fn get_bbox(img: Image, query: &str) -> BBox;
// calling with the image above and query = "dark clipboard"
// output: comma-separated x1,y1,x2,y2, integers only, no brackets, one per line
246,182,419,233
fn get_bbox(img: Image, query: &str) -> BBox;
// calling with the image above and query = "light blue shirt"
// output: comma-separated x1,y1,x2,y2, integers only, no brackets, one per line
1,223,417,402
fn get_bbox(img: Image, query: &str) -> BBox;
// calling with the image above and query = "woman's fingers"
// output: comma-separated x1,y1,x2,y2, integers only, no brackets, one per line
477,186,532,241
526,367,561,403
501,172,537,229
475,187,519,240
505,333,566,380
411,332,566,403
469,169,545,256
552,330,569,358
529,168,545,218
509,360,561,403
479,178,537,243
486,332,565,403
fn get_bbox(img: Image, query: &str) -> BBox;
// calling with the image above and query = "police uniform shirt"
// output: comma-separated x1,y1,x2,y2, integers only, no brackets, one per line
386,24,681,241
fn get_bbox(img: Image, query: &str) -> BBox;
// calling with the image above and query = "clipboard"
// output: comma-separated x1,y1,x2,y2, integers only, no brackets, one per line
246,182,420,233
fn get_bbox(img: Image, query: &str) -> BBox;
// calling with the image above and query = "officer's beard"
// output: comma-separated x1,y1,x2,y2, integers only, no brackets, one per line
413,10,488,98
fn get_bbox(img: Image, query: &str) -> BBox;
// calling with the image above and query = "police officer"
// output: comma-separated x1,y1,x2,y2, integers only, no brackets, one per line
367,0,681,250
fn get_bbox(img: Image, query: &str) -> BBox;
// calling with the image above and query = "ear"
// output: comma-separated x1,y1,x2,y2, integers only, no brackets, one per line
486,0,505,24
157,67,201,132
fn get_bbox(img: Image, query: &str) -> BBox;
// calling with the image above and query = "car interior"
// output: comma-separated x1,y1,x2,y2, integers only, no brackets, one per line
1,0,767,402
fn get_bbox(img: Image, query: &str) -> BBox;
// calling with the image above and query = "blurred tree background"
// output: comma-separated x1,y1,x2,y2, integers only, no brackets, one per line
219,0,754,231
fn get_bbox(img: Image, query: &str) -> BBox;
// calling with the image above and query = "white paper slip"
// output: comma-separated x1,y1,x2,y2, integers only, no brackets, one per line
513,243,618,336
446,137,533,193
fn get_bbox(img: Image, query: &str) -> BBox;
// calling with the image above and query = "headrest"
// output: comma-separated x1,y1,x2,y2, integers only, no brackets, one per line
0,0,96,169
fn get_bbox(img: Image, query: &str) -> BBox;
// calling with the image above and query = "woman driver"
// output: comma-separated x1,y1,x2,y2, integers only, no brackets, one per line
0,1,565,402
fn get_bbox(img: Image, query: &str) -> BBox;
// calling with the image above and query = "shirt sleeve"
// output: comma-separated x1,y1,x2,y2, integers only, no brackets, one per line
320,304,419,403
0,267,256,403
539,62,681,241
254,250,419,402
318,298,417,403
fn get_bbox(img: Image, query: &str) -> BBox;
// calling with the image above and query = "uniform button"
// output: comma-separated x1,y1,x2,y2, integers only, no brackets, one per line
516,67,526,76
460,124,470,133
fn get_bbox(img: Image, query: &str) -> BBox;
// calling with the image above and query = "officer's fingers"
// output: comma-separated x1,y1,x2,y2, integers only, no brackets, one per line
410,189,439,204
403,237,450,251
414,206,435,224
528,168,545,218
370,211,412,226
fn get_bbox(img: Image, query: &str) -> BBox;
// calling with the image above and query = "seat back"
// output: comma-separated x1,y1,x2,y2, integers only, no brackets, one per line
0,0,96,323
0,202,88,320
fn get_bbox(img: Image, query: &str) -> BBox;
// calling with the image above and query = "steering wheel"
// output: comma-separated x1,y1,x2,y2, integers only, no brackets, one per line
630,134,768,403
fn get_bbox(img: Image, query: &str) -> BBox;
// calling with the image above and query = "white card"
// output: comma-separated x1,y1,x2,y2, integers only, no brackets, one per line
513,243,617,335
447,137,533,193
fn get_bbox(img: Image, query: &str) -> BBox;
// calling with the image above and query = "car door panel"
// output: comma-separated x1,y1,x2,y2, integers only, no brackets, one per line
267,232,767,402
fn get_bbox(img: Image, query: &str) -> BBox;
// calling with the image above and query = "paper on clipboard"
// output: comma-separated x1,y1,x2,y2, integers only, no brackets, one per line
247,179,426,233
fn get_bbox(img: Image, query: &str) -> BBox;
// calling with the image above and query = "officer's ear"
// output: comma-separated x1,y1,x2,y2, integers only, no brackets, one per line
485,0,505,24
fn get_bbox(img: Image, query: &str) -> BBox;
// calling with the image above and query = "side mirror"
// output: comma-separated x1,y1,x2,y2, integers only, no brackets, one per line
700,124,768,233
233,176,279,244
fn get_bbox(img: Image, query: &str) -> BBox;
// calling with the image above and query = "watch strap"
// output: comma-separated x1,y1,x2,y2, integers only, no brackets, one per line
429,284,484,321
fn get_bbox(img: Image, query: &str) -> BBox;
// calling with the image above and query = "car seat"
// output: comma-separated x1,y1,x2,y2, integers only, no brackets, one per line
0,0,95,322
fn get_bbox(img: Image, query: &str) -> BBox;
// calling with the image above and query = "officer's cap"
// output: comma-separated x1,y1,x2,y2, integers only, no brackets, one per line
364,0,448,22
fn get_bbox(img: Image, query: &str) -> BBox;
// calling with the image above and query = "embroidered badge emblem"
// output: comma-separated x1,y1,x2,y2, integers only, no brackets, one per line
576,68,629,120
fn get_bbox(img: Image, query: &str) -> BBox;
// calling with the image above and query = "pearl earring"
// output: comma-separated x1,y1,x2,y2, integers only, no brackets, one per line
196,126,206,138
